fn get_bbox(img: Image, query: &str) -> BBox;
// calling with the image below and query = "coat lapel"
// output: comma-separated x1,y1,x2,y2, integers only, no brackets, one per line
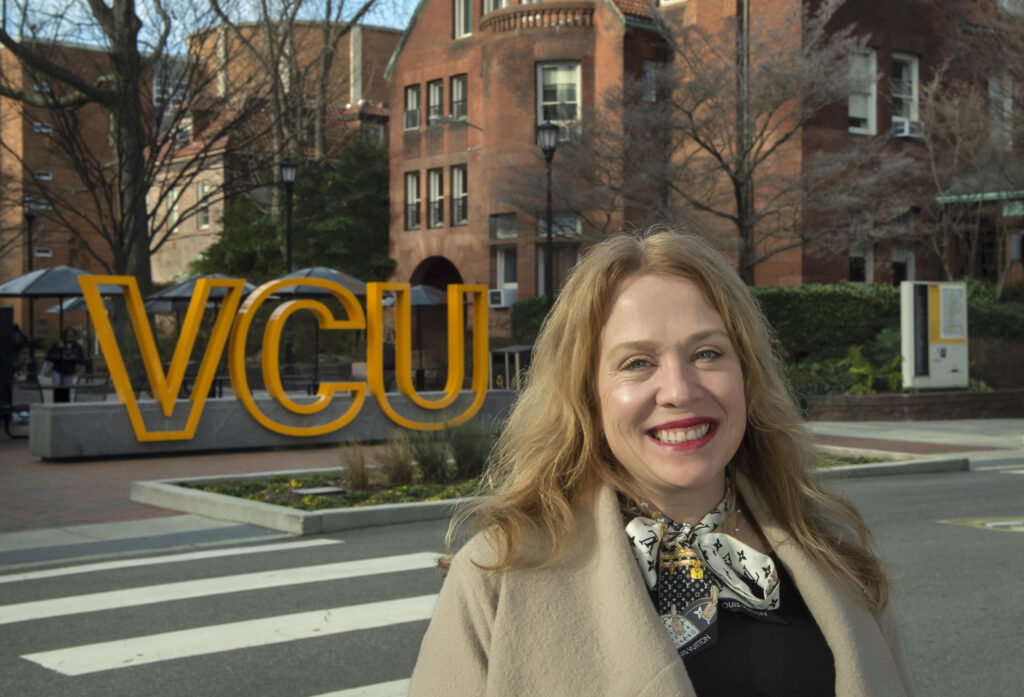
738,477,911,697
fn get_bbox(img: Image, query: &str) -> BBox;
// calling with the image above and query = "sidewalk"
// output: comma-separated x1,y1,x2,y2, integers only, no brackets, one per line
2,418,1022,565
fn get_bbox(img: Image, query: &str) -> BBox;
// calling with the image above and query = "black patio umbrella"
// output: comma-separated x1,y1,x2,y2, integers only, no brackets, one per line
145,273,258,313
0,264,123,340
382,285,447,370
272,266,367,298
269,267,368,386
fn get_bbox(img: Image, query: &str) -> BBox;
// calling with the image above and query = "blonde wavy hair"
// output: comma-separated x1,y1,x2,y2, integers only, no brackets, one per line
451,226,889,611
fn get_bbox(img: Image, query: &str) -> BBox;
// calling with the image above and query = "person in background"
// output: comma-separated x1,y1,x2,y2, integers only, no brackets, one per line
45,326,86,403
409,227,914,697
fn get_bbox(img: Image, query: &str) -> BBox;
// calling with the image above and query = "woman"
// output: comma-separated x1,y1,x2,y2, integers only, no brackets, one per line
409,228,914,697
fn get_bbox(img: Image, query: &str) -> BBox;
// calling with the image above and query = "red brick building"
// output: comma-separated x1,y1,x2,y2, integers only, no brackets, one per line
387,0,1023,336
0,42,116,336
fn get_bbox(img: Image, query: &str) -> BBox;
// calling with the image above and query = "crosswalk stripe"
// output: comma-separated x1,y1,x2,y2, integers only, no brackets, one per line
307,679,411,697
0,539,342,585
0,552,439,625
22,594,438,676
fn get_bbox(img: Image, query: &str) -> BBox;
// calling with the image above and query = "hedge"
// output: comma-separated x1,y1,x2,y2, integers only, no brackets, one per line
510,280,1024,360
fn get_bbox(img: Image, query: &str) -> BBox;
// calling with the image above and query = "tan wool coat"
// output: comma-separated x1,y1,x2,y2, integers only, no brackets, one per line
409,480,916,697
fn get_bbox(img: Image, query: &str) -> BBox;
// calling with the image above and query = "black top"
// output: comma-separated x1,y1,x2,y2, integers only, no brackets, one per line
683,557,835,697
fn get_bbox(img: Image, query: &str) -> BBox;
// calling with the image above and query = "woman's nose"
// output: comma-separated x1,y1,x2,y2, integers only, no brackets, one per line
656,360,703,406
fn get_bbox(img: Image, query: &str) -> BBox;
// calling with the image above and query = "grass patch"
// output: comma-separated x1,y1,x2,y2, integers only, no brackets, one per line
183,470,479,511
818,452,885,468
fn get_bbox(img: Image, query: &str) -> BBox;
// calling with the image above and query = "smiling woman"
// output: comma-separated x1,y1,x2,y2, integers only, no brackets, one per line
409,227,915,697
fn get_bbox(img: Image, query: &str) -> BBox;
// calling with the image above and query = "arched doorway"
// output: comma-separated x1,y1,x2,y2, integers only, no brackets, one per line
406,257,464,379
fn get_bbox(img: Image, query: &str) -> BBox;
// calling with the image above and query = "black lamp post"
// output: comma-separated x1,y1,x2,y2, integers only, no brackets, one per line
22,197,38,382
536,121,560,309
280,158,298,273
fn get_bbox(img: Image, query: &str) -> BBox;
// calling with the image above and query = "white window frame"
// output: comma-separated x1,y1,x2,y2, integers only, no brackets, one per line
892,243,916,282
451,74,468,120
197,180,211,228
536,243,581,297
427,79,444,122
455,0,472,38
496,246,517,290
33,247,53,258
848,49,877,135
405,171,421,230
451,165,468,226
33,121,54,134
849,242,875,283
33,170,54,181
891,53,920,121
168,187,180,231
483,0,509,14
404,85,421,130
536,213,581,237
537,62,581,140
428,168,444,228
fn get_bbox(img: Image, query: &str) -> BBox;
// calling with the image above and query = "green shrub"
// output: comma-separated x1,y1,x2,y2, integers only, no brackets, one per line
447,420,494,479
510,297,549,341
409,428,449,484
753,282,900,361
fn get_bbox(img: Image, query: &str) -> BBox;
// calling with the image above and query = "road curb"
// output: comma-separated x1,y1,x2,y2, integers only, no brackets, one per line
130,469,477,536
132,456,974,536
817,456,970,479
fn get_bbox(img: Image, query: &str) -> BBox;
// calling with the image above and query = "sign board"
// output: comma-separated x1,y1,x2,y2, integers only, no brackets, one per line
79,276,489,442
899,281,968,390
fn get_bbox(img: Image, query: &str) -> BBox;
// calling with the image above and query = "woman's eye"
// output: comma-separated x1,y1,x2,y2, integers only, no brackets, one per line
622,357,653,371
694,349,721,361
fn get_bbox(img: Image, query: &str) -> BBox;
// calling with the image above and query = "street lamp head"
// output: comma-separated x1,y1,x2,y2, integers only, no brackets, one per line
22,196,36,222
280,158,298,192
536,121,560,162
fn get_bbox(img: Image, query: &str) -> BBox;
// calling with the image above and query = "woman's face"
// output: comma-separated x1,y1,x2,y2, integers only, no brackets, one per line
595,274,747,521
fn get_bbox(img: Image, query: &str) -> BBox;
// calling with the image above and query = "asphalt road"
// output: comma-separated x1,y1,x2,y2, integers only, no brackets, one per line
1,465,1021,697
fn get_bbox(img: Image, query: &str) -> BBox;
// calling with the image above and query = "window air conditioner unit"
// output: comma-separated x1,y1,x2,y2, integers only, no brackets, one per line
892,116,924,139
488,288,517,309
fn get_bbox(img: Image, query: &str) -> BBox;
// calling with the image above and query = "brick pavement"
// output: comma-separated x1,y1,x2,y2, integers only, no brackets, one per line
0,436,342,533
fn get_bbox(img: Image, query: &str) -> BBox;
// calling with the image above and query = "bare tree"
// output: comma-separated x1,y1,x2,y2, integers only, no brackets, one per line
206,0,380,213
0,0,263,291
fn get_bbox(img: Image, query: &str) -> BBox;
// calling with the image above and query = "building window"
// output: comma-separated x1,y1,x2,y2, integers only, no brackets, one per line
849,243,874,283
490,213,517,239
428,169,444,228
362,121,386,144
405,172,421,230
33,170,53,181
891,53,919,121
849,49,877,135
537,62,580,139
537,244,580,296
455,0,471,38
484,0,509,14
536,213,581,237
167,187,180,231
451,165,468,225
404,85,421,130
32,121,54,134
33,247,53,258
496,246,517,290
989,74,1014,152
451,74,468,120
891,243,915,285
197,180,211,228
427,80,444,122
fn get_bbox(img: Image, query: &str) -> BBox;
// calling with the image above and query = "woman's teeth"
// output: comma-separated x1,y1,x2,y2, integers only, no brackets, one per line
651,423,712,444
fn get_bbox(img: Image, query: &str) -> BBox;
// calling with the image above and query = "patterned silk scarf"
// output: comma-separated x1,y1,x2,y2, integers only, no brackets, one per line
624,482,781,659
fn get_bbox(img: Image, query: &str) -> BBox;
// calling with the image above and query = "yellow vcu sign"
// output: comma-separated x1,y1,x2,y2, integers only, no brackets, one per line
79,276,489,442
